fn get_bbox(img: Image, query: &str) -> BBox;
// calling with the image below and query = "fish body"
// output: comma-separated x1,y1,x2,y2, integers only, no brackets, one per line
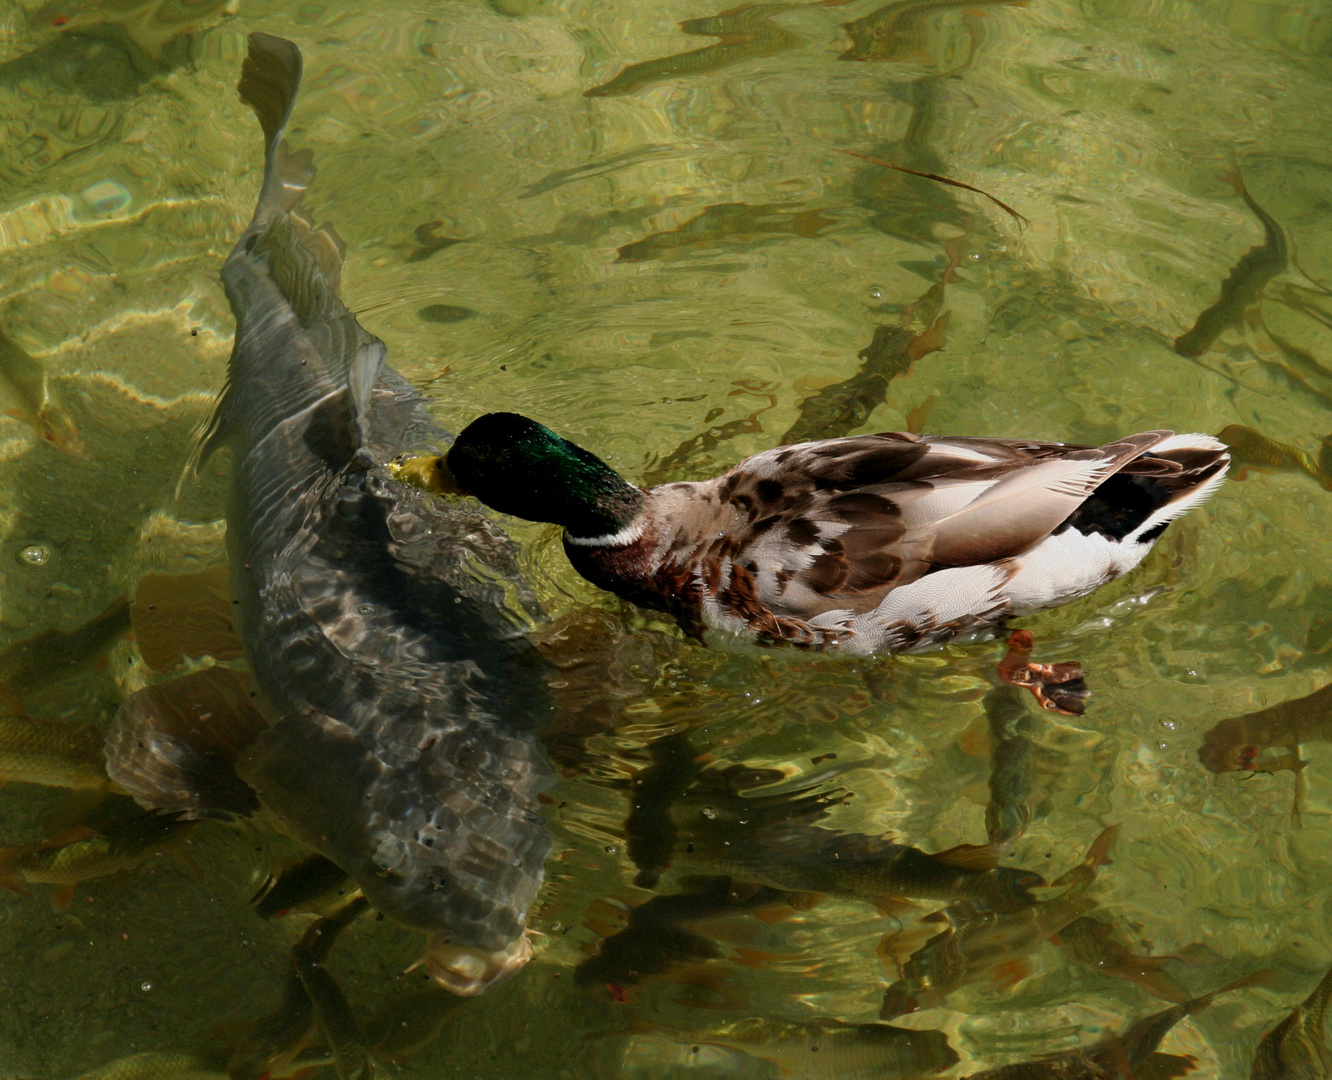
1217,424,1332,490
965,971,1265,1079
0,328,83,455
1,809,193,894
70,1051,227,1080
292,898,378,1080
0,712,107,789
841,0,1024,62
585,4,805,97
252,852,353,918
0,597,130,690
1056,916,1194,1004
1198,682,1332,774
984,685,1035,850
881,827,1117,1017
1175,175,1287,358
195,34,551,993
674,772,1042,908
616,202,833,261
693,1016,958,1080
1250,966,1332,1080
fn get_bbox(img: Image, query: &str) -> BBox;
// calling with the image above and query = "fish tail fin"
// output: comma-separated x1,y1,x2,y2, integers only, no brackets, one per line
1185,968,1274,1014
195,33,377,474
1082,823,1119,870
239,32,310,224
0,845,29,897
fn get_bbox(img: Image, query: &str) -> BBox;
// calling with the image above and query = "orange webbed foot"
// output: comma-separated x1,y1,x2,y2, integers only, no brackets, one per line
997,630,1091,716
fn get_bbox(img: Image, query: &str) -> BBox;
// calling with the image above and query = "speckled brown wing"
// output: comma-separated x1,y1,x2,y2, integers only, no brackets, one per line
676,431,1173,623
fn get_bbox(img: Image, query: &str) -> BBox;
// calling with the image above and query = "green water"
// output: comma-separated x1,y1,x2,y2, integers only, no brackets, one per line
0,0,1331,1076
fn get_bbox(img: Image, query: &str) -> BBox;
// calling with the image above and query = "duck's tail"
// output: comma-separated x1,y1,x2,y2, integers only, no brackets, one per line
1114,432,1230,545
1062,431,1229,546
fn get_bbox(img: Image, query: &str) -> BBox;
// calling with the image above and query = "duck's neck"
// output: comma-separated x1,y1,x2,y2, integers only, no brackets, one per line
560,476,647,546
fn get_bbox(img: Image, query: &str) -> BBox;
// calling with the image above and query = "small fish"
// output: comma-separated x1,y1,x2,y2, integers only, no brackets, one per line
616,202,834,262
1055,915,1202,1004
229,895,366,1080
0,709,108,790
677,1015,957,1079
518,145,676,199
640,383,779,485
31,0,234,59
983,685,1036,851
69,1050,227,1080
1217,423,1332,490
252,852,353,919
404,220,464,263
0,328,83,455
881,826,1118,1018
624,732,704,889
781,232,964,445
585,3,811,97
364,984,468,1062
0,597,130,691
1249,965,1332,1080
1198,682,1332,775
1175,174,1288,359
965,971,1269,1079
677,768,1044,910
0,808,194,907
841,0,1026,63
574,876,789,1002
417,303,474,324
292,897,378,1080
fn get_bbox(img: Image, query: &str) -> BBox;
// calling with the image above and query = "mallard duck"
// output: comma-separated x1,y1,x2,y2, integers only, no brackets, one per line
438,414,1229,712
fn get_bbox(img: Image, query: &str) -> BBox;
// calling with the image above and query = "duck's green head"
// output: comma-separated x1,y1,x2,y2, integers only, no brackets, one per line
447,412,645,539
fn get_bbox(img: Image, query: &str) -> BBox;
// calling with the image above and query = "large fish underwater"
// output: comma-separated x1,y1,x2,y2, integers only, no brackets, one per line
111,32,553,994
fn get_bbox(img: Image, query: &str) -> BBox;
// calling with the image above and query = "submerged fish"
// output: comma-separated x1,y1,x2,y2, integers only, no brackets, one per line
1175,174,1287,359
518,145,676,199
69,1050,227,1080
0,598,130,692
624,732,704,889
781,234,962,445
175,33,552,995
1055,915,1201,1004
966,971,1268,1079
585,3,810,97
0,328,83,455
1249,965,1332,1080
31,0,235,59
1198,682,1332,775
292,897,378,1080
983,685,1036,851
0,807,194,907
881,826,1117,1017
676,767,1043,909
251,851,354,919
0,709,108,790
574,876,789,1001
841,0,1025,63
616,202,834,262
229,895,366,1080
1217,424,1332,491
683,1015,958,1080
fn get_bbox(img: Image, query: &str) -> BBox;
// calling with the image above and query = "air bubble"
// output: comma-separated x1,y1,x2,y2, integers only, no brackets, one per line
868,286,883,300
603,845,617,854
357,603,375,616
701,807,717,820
16,543,52,567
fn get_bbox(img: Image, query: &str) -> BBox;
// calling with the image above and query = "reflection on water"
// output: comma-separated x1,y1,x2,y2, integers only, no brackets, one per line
0,0,1331,1077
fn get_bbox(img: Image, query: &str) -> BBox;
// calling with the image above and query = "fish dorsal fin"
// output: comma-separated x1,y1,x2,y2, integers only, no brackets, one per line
930,843,998,871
